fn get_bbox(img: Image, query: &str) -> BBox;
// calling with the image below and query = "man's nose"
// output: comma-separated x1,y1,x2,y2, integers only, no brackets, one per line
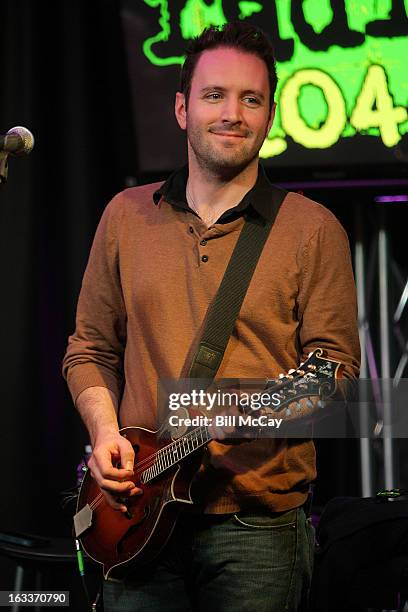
220,97,242,123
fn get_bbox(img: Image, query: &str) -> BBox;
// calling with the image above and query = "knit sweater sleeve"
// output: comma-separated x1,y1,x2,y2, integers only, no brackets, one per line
297,215,360,380
62,195,127,405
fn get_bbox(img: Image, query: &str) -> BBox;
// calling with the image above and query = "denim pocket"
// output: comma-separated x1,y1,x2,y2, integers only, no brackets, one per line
232,508,298,529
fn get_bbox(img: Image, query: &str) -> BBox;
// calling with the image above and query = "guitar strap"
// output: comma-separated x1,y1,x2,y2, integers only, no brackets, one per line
188,183,287,383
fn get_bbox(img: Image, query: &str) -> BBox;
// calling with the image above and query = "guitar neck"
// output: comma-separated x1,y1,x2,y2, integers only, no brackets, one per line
141,378,283,483
141,425,211,483
140,348,341,484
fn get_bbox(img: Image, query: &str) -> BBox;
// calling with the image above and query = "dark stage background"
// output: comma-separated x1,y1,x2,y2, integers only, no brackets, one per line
0,0,407,596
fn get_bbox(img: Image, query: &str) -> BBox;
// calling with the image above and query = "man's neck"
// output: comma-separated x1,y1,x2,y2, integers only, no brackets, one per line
186,156,259,227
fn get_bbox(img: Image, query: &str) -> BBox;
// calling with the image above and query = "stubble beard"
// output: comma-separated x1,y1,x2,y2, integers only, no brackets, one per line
186,121,265,181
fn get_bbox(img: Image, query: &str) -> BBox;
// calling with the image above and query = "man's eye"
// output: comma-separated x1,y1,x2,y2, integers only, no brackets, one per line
243,97,260,105
206,93,222,100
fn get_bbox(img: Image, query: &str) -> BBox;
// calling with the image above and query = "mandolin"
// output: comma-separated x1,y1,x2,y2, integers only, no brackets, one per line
74,348,342,579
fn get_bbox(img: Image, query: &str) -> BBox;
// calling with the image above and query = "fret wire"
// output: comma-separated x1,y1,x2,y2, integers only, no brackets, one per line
164,447,170,469
143,424,212,484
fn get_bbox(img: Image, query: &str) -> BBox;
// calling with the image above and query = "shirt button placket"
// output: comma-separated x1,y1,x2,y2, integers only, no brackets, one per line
199,234,210,265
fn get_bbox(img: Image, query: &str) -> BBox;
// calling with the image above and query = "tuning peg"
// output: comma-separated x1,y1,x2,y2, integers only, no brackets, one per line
295,402,302,413
306,399,313,409
285,408,292,417
317,400,325,409
288,369,295,374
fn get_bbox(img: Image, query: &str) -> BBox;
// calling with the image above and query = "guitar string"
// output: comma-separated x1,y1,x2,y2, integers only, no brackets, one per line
86,371,313,511
110,369,310,477
88,425,211,510
118,368,309,474
86,424,211,510
108,374,291,473
86,369,319,511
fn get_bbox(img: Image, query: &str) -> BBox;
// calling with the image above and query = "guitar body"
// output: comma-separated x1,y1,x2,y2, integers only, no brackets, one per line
77,426,202,579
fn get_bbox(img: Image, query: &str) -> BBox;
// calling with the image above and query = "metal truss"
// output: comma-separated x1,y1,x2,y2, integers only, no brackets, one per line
355,202,408,496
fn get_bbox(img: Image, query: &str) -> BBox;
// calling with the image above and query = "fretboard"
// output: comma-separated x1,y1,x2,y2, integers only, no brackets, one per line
141,425,211,483
139,349,337,484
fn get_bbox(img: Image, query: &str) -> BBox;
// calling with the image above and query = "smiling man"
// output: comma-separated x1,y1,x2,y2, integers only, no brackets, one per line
63,21,360,611
179,46,273,169
175,34,276,227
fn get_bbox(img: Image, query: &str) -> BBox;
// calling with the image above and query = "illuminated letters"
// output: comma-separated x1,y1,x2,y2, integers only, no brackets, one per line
139,1,408,158
280,69,346,148
366,0,408,37
350,65,407,147
291,0,364,51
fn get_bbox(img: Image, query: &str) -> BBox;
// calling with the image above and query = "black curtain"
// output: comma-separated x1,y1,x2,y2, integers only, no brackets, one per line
0,0,137,550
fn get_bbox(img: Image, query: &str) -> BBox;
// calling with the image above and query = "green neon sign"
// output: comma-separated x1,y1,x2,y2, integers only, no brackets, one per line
141,0,408,158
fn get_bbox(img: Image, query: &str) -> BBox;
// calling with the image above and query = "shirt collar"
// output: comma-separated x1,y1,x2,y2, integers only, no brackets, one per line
153,164,286,223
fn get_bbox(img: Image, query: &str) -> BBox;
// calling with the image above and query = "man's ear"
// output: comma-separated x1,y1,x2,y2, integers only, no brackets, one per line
267,102,276,134
175,92,187,130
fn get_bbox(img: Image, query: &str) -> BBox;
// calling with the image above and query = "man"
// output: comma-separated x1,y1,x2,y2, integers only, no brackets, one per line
63,21,360,611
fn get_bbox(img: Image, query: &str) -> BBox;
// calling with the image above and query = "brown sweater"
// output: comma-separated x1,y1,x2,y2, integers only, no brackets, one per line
63,171,360,513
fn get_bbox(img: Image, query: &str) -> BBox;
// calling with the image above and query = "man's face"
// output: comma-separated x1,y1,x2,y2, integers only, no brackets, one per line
175,47,275,176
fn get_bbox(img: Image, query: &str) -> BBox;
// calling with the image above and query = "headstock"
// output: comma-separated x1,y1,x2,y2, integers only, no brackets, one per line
263,348,342,414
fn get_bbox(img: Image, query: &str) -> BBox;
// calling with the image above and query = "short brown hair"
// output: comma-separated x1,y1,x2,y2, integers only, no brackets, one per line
180,21,278,112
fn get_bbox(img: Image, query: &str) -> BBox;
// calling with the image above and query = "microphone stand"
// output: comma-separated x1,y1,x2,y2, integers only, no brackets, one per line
0,151,9,184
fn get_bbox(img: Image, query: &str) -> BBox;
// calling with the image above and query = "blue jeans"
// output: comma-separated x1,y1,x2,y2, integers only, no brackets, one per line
103,507,314,611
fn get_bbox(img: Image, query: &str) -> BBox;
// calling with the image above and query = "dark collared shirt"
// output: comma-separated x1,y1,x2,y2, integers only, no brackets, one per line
153,164,286,224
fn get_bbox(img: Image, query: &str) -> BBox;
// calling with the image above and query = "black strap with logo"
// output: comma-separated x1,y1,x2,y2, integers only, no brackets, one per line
188,185,286,382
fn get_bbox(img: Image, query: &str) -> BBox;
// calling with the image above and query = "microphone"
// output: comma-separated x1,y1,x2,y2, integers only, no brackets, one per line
0,126,35,155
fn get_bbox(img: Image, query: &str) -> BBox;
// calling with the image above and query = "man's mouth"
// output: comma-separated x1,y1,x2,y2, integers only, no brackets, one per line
210,131,246,138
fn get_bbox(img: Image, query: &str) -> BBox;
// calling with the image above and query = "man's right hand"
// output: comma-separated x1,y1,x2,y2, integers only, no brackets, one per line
87,431,143,512
75,386,144,512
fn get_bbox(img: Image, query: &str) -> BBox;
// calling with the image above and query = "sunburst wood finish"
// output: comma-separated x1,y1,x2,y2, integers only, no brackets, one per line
77,426,203,579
